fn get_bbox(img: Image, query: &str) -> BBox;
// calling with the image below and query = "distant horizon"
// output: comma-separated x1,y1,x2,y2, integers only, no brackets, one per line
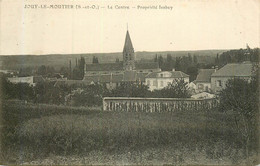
0,47,251,56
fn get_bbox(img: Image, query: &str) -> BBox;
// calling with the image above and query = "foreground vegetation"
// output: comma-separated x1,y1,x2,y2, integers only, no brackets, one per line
0,100,258,165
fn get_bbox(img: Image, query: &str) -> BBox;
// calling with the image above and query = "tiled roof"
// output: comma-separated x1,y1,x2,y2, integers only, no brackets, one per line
135,62,159,70
211,62,253,77
195,69,215,83
84,74,124,83
86,62,159,72
123,71,137,82
54,80,90,87
83,71,148,83
145,71,189,78
85,62,123,71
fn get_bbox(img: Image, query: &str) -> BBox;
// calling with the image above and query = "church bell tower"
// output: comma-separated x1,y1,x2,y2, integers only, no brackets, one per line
123,30,135,70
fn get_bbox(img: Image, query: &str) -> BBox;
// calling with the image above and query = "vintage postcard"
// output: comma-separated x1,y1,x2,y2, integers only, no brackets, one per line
0,0,259,165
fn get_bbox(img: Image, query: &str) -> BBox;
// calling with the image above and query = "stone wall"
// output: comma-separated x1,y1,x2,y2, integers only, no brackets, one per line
103,97,218,112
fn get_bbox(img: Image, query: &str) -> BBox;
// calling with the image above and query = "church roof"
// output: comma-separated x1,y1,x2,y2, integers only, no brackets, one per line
85,62,123,71
123,30,134,52
84,74,124,83
86,61,159,72
83,71,149,83
135,62,159,70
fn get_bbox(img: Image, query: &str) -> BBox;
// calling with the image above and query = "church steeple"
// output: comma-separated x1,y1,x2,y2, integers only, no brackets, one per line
123,30,135,70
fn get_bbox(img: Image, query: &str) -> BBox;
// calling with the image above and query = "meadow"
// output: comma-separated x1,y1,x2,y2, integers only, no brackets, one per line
0,100,258,165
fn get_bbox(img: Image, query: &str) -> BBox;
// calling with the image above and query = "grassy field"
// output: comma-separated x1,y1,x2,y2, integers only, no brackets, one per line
0,100,258,165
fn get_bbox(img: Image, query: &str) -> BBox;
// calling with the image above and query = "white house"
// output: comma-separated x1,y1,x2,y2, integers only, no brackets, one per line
145,70,189,91
8,76,44,86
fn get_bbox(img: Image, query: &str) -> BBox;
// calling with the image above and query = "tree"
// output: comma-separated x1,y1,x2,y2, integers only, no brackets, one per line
218,75,258,161
165,54,174,71
186,66,198,82
109,82,150,97
193,55,198,64
1,74,35,101
154,54,158,62
175,57,181,71
215,53,219,65
154,79,191,98
92,56,99,64
78,57,85,79
72,84,108,106
158,55,164,69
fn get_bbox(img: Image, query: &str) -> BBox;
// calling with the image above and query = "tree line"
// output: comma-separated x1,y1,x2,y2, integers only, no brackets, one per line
1,73,191,106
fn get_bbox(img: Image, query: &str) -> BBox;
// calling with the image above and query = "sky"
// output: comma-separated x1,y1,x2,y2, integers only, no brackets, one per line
0,0,259,55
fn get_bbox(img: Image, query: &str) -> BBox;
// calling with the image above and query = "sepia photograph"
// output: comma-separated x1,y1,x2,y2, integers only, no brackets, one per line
0,0,259,165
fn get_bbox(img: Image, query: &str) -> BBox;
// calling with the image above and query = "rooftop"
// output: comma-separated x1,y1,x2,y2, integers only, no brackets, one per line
146,71,189,78
86,61,159,72
195,69,215,83
211,62,253,77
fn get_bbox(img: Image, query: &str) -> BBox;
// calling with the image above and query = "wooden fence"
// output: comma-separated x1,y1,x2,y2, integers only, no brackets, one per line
103,97,219,112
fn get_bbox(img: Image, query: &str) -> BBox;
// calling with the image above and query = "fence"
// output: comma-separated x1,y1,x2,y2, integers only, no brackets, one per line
103,97,219,112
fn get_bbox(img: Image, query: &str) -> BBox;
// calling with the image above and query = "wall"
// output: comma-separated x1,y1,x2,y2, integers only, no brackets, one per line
103,97,218,112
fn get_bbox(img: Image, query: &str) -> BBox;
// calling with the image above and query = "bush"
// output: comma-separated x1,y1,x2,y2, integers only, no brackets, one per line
218,76,259,160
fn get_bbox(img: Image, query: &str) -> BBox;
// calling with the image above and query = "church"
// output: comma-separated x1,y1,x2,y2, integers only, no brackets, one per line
83,30,161,89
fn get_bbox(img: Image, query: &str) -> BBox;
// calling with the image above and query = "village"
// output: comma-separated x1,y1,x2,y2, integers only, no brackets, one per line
0,28,259,166
3,30,258,104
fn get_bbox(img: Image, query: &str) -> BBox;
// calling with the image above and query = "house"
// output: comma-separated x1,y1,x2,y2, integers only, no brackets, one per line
191,92,215,99
83,30,160,87
145,70,189,91
195,69,216,92
7,76,45,86
211,62,253,92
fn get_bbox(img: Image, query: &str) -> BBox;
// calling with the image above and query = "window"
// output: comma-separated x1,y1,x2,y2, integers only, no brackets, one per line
153,80,157,86
160,74,163,77
205,86,209,91
160,81,164,87
217,80,222,87
147,80,150,85
198,84,204,89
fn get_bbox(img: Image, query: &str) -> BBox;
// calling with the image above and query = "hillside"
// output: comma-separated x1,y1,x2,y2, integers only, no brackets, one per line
0,50,227,70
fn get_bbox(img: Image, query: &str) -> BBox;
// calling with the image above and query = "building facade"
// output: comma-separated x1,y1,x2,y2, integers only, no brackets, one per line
211,62,253,92
195,69,216,92
145,70,189,91
7,76,44,86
